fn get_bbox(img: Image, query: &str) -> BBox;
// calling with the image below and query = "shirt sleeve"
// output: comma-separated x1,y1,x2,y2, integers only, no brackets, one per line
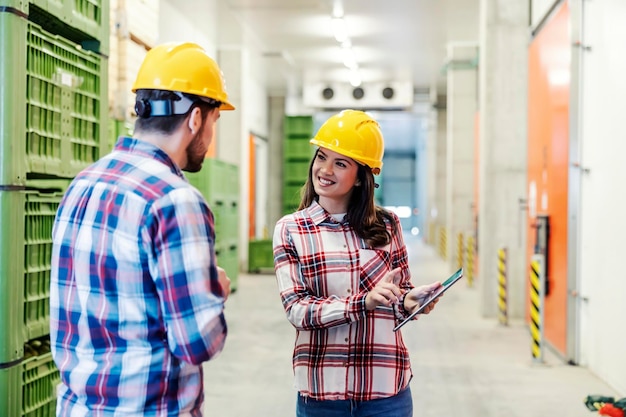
388,214,415,320
147,187,227,365
273,218,367,331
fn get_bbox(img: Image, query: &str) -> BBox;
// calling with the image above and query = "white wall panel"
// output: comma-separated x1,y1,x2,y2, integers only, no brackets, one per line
158,0,217,53
579,0,626,395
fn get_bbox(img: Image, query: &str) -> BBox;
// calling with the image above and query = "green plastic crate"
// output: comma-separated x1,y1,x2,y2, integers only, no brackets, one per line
248,239,274,273
283,184,302,212
216,242,239,292
284,137,314,161
187,158,239,206
0,188,63,364
215,199,238,240
0,340,60,417
284,115,313,137
0,14,108,185
23,191,62,343
284,160,309,185
0,0,109,53
224,163,239,200
109,118,134,149
21,349,59,417
188,158,225,203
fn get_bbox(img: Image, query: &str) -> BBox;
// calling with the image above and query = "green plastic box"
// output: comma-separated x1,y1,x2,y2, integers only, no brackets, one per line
248,239,274,273
0,0,109,54
0,14,108,185
284,115,313,137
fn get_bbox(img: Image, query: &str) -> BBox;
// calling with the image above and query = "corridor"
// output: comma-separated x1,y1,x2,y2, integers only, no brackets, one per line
203,237,617,417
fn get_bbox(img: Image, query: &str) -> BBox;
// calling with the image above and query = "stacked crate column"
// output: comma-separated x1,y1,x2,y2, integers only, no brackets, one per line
283,116,314,214
186,159,240,291
218,163,239,291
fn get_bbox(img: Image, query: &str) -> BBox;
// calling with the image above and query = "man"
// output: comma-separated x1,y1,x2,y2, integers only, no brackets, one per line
50,42,235,416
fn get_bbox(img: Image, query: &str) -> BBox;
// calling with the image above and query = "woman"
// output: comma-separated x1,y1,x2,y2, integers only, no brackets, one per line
273,109,443,417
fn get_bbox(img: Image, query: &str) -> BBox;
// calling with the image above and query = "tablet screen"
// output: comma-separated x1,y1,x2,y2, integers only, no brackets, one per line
392,267,463,332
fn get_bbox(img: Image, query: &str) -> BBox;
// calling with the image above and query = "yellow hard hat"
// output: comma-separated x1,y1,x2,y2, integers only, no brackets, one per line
132,42,235,111
310,110,384,174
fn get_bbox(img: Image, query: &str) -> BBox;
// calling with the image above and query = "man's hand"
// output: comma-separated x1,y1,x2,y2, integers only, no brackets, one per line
365,267,403,311
404,282,443,315
217,266,231,301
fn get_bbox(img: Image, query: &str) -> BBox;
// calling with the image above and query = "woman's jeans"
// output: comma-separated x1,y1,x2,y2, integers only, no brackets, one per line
296,387,412,417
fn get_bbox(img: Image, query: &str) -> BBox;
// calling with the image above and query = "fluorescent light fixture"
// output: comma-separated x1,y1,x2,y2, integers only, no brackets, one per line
332,17,348,43
342,47,357,69
332,0,344,18
349,69,361,87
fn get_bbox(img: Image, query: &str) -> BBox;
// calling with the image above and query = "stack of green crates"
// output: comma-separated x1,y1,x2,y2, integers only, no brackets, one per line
0,1,109,415
186,158,240,292
283,116,314,215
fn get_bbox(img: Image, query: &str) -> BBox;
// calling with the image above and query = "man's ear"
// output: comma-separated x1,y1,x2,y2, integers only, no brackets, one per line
187,107,203,135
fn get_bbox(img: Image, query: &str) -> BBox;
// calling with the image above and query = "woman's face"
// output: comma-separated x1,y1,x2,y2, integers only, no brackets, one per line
311,148,360,214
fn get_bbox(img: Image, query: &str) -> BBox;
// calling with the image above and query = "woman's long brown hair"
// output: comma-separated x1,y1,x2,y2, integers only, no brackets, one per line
298,149,398,248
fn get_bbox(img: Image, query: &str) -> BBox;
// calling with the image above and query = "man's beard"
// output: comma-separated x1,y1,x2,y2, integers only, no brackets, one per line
183,121,207,173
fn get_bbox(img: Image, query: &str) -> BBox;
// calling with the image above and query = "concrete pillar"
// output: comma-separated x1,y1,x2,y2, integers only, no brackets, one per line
216,49,243,166
426,103,447,244
446,44,478,272
268,95,286,230
477,0,529,318
216,1,248,269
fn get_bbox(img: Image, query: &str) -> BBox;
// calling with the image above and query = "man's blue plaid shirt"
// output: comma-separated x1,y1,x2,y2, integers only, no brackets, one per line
50,137,227,416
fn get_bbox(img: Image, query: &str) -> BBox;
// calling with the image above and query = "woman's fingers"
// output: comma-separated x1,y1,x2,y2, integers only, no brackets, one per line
365,283,401,310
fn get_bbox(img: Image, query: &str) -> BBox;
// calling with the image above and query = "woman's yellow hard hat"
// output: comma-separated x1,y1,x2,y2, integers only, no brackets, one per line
310,110,384,174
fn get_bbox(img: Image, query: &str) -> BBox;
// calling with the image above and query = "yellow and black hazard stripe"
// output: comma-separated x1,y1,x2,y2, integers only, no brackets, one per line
457,232,464,270
530,257,543,361
466,235,475,287
497,248,508,325
439,226,447,260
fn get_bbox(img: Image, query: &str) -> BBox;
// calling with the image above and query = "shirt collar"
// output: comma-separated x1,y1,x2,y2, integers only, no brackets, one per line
115,136,185,179
305,200,346,226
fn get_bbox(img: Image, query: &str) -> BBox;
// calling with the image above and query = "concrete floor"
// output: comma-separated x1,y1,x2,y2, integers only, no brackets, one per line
203,237,618,416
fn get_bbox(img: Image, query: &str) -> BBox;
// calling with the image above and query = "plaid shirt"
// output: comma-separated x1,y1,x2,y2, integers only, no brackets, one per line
273,200,415,401
50,137,227,416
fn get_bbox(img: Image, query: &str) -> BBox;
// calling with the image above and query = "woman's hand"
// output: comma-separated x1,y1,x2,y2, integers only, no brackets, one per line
404,282,443,315
365,267,403,311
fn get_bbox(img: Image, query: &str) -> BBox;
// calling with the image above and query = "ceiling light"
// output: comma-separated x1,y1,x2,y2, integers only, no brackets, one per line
341,47,357,69
332,0,344,18
331,17,348,43
349,69,361,87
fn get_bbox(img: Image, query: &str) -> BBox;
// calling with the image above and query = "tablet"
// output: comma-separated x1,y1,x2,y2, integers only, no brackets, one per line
393,267,464,332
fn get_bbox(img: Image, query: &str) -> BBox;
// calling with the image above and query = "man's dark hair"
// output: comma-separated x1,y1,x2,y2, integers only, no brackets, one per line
133,89,221,135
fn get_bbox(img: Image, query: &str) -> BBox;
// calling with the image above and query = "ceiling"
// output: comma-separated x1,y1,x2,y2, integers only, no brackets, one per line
222,0,479,96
